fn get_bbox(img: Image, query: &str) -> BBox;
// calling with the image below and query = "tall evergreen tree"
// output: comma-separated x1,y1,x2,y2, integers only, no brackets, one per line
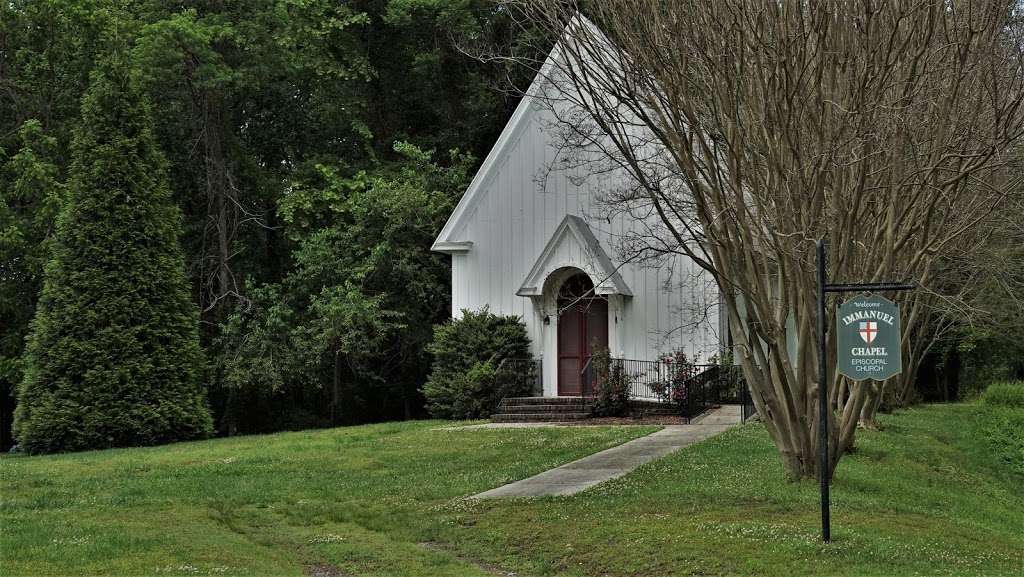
0,120,65,451
13,52,212,454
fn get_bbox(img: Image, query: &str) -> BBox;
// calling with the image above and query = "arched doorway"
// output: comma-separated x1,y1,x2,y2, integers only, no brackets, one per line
557,272,608,396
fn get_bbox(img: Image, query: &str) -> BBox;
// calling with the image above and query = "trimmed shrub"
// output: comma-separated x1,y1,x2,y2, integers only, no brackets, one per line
424,308,533,419
981,409,1024,477
432,360,499,420
981,381,1024,408
979,381,1024,475
13,57,212,454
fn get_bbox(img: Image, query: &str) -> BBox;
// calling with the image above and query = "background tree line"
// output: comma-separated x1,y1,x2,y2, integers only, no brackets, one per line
0,0,541,449
1,1,1020,459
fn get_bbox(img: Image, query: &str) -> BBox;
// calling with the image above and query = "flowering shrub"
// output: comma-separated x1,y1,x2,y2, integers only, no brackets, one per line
590,346,631,417
651,350,700,412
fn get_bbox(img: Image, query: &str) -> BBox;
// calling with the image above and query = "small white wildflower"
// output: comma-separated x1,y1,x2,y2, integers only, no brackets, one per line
308,533,345,544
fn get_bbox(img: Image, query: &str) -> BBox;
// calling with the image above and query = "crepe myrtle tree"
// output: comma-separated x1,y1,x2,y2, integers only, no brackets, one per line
504,0,1024,480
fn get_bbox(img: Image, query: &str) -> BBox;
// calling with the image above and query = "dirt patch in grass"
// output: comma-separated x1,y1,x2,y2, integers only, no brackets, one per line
418,541,518,576
304,562,349,577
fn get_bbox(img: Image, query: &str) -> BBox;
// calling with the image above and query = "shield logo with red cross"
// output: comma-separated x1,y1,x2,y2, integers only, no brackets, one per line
859,321,878,344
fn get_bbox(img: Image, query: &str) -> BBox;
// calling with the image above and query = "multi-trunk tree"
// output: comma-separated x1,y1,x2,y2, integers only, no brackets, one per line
511,1,1024,480
13,52,212,453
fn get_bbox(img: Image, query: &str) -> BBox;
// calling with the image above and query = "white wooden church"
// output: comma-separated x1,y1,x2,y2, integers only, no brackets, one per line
431,22,723,399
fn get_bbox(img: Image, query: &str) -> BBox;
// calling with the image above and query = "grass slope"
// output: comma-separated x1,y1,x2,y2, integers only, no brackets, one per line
444,404,1024,577
2,404,1022,577
0,422,655,576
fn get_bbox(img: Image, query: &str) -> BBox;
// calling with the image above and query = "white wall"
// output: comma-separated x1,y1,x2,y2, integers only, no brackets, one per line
445,100,722,395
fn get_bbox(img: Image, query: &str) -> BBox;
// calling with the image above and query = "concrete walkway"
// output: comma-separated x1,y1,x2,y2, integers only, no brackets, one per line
691,403,742,425
472,406,741,498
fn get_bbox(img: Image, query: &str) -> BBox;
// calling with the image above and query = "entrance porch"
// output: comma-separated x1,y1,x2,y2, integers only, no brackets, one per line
492,357,756,423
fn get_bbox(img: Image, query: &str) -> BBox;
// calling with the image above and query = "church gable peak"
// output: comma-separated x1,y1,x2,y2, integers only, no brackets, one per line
517,215,632,298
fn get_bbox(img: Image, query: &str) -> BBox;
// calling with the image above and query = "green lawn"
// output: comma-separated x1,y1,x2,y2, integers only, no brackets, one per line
2,404,1022,577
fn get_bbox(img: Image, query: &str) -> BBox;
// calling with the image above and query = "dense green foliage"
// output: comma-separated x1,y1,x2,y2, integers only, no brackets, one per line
13,56,212,453
423,308,533,418
0,0,542,444
2,404,1020,576
981,406,1024,476
983,380,1024,408
0,120,65,449
216,144,474,431
980,381,1024,475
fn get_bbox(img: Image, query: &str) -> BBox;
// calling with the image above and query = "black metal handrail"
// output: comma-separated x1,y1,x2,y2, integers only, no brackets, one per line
579,356,595,397
741,379,757,422
581,357,751,422
497,355,755,422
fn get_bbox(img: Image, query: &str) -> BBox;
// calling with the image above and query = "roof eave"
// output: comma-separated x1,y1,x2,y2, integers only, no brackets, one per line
431,241,473,254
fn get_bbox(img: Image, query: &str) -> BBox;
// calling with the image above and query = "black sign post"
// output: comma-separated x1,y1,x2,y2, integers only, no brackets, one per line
815,240,914,543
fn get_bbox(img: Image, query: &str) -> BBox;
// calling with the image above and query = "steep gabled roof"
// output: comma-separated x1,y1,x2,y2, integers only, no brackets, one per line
431,16,591,254
429,78,543,253
517,215,632,297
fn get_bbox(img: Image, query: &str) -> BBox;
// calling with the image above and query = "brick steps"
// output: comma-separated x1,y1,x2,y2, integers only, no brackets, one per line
500,397,590,405
491,412,591,423
492,397,679,422
499,404,594,414
493,396,592,423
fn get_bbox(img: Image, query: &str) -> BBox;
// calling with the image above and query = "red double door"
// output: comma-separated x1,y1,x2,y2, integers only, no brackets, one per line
557,297,608,396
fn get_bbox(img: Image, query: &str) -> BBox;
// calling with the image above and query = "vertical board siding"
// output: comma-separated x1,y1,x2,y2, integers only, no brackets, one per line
450,103,720,366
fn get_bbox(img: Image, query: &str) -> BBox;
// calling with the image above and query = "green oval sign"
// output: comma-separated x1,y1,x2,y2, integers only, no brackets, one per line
836,294,902,381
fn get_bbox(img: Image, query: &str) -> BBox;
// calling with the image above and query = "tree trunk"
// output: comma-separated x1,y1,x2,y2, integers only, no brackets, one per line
202,90,235,320
858,381,884,430
725,292,838,481
332,351,342,426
